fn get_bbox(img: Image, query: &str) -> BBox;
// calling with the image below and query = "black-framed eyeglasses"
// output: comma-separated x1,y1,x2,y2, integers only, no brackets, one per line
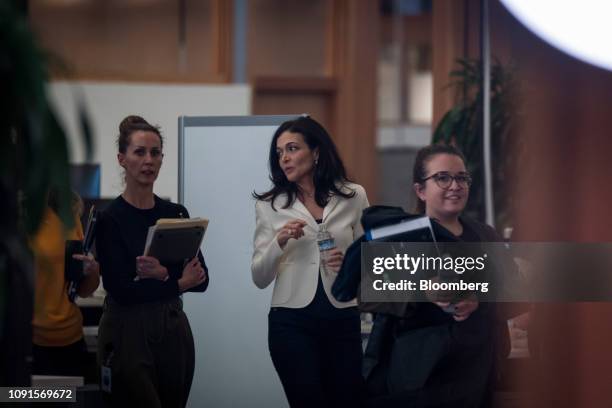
421,172,472,189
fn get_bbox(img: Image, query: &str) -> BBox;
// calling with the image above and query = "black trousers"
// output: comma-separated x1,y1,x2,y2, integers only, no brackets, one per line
98,297,195,408
268,307,364,408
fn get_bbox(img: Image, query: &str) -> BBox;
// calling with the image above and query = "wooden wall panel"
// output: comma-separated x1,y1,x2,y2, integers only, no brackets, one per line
380,14,432,47
330,0,379,198
252,92,334,135
247,0,329,78
431,0,480,127
491,2,612,407
29,0,231,83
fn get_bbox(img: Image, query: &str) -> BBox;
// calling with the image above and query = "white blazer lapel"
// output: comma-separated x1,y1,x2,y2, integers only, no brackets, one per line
288,196,318,229
291,198,312,220
322,194,339,223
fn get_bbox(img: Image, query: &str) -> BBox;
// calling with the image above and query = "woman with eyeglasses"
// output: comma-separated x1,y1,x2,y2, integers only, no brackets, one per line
412,144,480,322
378,143,509,408
366,144,507,407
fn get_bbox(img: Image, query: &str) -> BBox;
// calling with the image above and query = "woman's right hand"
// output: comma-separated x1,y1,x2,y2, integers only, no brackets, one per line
277,219,307,249
434,293,479,322
178,257,207,292
136,256,169,281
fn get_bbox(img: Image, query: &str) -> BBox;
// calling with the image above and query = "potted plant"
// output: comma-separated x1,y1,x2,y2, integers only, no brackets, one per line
432,57,520,231
0,1,91,385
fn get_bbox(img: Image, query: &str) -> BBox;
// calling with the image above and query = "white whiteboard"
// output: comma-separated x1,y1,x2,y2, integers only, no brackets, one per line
179,115,297,408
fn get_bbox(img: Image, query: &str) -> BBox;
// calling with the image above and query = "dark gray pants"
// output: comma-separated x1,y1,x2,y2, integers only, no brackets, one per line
98,297,195,408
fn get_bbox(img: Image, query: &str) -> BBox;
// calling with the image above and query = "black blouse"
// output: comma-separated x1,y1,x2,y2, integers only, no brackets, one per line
96,195,208,306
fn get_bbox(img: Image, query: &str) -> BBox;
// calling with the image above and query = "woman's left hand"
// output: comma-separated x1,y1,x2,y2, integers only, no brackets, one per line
72,253,100,277
136,256,169,281
324,248,344,273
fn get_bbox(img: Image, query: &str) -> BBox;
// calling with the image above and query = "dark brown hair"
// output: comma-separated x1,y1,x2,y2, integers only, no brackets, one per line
117,115,163,153
412,144,467,213
48,188,83,217
253,116,355,209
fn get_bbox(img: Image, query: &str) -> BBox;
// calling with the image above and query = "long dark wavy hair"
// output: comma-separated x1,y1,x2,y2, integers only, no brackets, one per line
253,116,355,210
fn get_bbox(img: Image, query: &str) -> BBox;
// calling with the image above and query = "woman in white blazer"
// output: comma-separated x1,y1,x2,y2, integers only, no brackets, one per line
252,116,369,408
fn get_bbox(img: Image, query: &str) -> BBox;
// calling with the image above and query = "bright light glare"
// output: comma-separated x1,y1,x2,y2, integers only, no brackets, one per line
500,0,612,71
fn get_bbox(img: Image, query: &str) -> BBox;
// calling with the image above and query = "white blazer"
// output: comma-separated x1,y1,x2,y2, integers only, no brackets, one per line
251,183,369,308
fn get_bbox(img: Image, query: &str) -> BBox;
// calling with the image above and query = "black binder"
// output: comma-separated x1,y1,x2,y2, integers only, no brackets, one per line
143,218,208,264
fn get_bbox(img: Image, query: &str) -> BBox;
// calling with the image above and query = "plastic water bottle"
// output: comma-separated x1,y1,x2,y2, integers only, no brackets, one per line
317,223,336,273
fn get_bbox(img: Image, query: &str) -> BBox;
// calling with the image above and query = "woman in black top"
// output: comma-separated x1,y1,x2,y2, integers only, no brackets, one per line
368,144,506,407
96,115,208,408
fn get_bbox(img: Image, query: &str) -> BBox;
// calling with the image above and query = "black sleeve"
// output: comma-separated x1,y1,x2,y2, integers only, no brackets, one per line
97,212,180,305
177,206,209,294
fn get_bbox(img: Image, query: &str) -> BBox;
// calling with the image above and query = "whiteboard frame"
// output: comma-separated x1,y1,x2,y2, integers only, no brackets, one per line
178,115,299,202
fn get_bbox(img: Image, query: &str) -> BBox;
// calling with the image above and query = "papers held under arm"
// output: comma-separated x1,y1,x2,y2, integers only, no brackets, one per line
365,215,435,242
143,217,209,264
